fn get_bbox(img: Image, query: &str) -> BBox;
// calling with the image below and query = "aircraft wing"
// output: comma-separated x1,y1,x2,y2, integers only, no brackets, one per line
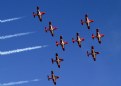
91,46,94,49
37,6,39,10
85,14,88,19
53,27,58,30
60,35,63,40
56,53,58,57
49,21,52,26
53,76,59,84
95,52,100,55
86,23,90,29
93,57,96,61
57,63,61,68
64,41,68,45
78,42,81,48
38,15,42,21
53,81,56,85
51,71,54,74
41,12,45,15
60,58,64,62
96,29,99,32
55,76,59,80
50,30,54,36
76,33,79,36
96,29,99,36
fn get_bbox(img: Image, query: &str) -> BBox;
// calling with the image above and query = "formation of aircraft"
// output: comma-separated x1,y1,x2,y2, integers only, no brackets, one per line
87,46,100,61
56,35,68,51
92,29,104,44
48,71,59,85
45,21,58,36
51,53,64,68
32,6,104,85
72,33,84,48
81,14,94,29
33,6,45,22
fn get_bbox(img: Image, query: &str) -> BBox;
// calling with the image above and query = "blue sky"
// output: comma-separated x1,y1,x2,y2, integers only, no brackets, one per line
0,0,121,86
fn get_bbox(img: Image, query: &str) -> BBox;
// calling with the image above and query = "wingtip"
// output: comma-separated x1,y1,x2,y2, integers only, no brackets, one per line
58,65,60,68
91,46,94,49
56,53,58,56
79,45,81,48
62,48,65,51
85,14,88,17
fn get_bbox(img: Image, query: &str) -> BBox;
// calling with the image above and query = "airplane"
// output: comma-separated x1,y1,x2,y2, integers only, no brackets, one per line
56,35,68,51
45,21,58,36
51,53,64,68
72,32,84,48
92,29,104,44
81,14,94,29
33,6,45,22
87,46,100,61
48,71,59,85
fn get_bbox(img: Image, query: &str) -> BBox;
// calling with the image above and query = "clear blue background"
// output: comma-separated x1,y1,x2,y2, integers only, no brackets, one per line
0,0,121,86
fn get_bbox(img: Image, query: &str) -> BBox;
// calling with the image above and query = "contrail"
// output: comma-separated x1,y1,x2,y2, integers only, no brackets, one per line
0,79,40,86
0,32,35,40
0,45,48,55
0,17,23,23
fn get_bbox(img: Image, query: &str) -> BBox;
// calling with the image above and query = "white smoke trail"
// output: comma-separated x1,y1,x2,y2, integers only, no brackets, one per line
0,17,23,23
0,45,48,55
0,79,40,86
0,32,35,40
31,79,40,82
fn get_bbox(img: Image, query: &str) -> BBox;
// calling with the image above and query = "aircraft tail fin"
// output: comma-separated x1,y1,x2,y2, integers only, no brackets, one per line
47,76,51,81
56,41,59,46
81,19,84,25
87,51,90,57
51,58,54,64
92,34,95,39
72,38,75,43
45,27,48,32
33,12,36,18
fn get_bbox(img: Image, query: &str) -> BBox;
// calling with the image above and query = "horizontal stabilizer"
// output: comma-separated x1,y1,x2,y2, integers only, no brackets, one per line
92,34,95,39
81,19,84,25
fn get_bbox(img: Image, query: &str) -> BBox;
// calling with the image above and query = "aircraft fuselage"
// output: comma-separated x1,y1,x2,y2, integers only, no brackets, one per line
97,32,101,43
91,49,96,59
60,39,65,49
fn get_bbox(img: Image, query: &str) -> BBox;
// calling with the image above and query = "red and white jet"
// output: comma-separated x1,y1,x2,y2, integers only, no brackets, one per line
45,21,58,36
48,71,59,85
72,32,84,48
81,14,94,29
33,6,45,22
51,53,64,68
56,35,68,51
87,46,100,61
92,29,104,44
